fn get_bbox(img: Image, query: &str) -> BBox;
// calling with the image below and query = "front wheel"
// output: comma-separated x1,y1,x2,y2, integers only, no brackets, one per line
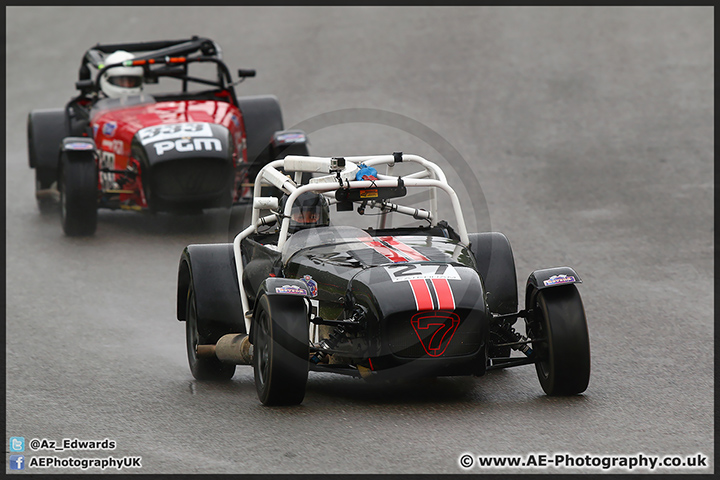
528,285,590,395
185,284,236,381
59,151,97,236
253,294,309,406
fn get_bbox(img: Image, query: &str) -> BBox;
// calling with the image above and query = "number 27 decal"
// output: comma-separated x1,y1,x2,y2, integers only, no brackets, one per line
385,264,460,283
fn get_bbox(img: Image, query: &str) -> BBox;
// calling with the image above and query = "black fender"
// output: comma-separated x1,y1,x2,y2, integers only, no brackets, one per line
177,244,246,337
28,108,68,186
467,232,518,314
250,278,311,344
237,95,284,168
525,266,583,309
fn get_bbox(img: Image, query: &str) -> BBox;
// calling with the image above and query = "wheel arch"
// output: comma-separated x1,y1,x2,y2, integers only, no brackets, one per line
525,266,582,310
250,278,311,343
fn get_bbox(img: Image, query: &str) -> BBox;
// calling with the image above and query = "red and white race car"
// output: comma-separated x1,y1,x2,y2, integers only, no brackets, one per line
27,36,308,235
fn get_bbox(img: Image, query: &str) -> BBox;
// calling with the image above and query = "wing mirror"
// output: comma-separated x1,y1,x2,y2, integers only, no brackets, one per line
75,79,95,93
237,69,256,78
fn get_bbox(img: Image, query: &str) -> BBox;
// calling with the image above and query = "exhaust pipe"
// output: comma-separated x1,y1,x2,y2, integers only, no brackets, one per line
196,333,253,365
36,188,60,201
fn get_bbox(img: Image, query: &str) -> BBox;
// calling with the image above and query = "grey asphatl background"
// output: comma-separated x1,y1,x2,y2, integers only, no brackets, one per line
5,6,713,474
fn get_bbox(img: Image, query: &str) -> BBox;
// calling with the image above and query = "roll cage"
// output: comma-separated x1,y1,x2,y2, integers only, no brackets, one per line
72,36,254,108
232,153,470,333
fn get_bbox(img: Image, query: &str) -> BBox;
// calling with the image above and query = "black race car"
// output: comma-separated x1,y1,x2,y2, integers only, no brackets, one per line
27,36,308,236
176,153,591,405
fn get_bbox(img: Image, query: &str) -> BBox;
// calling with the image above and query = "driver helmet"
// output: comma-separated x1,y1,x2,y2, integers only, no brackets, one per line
100,50,143,98
279,192,330,233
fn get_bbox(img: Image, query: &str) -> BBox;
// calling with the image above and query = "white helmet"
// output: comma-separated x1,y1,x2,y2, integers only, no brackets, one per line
100,50,143,98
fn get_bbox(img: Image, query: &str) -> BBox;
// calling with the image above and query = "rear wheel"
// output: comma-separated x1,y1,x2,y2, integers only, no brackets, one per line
253,294,309,406
468,232,518,359
59,151,97,236
528,285,590,395
28,109,67,213
185,284,236,381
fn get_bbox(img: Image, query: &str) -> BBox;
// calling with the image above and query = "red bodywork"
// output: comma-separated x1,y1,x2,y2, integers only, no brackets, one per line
90,98,248,210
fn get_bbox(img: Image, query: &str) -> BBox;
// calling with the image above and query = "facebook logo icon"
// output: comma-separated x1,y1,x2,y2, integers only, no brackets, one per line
10,437,25,452
10,455,25,470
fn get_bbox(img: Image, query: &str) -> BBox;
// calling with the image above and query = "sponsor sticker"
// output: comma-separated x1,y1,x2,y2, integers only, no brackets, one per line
275,285,308,296
102,121,117,137
138,122,213,145
359,189,379,199
543,274,575,287
101,139,124,155
385,263,461,282
274,132,306,144
65,142,94,151
152,137,222,156
99,151,116,190
302,275,318,297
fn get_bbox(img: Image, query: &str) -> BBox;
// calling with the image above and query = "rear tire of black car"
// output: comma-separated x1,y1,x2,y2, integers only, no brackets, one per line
59,151,98,236
253,294,309,406
468,232,518,314
528,285,590,395
185,284,236,381
468,232,518,359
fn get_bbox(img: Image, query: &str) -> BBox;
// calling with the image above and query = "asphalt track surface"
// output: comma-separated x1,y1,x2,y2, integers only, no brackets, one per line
5,6,714,475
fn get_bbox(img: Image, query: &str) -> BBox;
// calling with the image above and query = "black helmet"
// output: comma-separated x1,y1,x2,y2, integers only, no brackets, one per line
279,192,330,233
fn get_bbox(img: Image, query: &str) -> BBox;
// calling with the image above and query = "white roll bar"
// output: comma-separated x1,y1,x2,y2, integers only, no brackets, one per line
234,154,470,322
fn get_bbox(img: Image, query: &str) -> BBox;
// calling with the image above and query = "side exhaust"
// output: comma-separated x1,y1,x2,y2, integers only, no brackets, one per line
196,333,253,365
36,188,60,201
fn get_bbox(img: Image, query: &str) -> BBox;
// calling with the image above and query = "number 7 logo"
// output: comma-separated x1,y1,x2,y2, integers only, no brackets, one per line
410,311,460,357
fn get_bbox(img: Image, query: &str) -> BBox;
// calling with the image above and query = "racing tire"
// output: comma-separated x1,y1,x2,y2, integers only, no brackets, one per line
468,232,518,314
27,109,67,171
253,294,309,406
238,95,284,170
59,151,98,236
185,284,236,381
528,285,590,395
469,232,518,359
28,109,67,213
